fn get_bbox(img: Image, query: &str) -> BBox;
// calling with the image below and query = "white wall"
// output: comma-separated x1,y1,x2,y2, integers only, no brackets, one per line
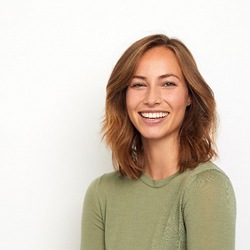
0,0,249,249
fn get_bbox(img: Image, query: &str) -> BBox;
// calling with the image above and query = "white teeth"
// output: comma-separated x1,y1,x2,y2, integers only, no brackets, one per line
140,112,169,119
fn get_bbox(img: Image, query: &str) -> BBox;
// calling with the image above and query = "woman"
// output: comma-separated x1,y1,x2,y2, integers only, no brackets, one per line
81,34,236,250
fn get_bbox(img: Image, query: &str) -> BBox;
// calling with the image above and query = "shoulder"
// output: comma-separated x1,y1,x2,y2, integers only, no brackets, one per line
86,171,132,195
84,171,136,211
190,160,225,175
83,172,119,207
182,161,236,204
186,161,230,185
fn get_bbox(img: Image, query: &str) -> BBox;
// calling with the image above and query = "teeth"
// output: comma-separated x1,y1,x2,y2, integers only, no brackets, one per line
140,112,169,119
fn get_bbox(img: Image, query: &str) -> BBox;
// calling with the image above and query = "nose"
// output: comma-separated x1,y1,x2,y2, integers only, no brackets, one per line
144,86,162,106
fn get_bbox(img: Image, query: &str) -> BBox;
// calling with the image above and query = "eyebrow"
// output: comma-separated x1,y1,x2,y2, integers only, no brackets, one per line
132,73,180,80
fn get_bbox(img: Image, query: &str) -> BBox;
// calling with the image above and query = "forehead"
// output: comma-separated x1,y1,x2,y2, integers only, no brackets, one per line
134,46,183,76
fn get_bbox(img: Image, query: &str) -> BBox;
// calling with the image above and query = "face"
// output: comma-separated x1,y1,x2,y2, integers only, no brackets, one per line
126,46,191,143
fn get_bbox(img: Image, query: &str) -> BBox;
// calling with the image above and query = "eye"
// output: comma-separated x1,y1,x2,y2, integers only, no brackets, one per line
130,82,146,88
163,82,176,87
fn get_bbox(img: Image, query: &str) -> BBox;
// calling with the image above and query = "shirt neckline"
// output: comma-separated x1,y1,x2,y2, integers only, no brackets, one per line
140,171,180,188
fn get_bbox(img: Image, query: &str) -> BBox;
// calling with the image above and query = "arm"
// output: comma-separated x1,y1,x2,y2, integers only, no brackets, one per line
81,179,105,250
183,170,236,250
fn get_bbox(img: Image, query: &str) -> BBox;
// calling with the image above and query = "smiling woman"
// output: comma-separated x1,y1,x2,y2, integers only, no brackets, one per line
126,47,192,179
81,34,236,250
126,47,191,163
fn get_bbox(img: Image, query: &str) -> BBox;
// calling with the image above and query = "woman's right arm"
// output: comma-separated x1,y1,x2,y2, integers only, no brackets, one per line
81,179,105,250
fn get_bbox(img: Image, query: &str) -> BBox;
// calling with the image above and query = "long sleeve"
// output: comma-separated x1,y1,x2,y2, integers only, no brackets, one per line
81,179,105,250
183,169,236,250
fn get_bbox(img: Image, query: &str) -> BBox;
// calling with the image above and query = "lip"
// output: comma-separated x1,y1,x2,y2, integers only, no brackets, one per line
138,111,169,124
139,111,169,119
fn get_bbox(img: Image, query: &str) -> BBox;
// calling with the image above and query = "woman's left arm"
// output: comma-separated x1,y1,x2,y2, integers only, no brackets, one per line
183,169,236,250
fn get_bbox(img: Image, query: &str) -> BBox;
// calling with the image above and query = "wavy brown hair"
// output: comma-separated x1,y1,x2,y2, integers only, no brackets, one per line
102,34,217,178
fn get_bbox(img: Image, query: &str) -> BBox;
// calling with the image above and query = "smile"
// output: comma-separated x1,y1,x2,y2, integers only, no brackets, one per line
140,112,169,119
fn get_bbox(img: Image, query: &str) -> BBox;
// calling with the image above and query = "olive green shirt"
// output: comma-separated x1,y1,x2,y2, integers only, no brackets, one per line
81,161,236,249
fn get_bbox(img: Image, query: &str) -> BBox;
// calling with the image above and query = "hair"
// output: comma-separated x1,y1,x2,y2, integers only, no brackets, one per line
102,34,217,179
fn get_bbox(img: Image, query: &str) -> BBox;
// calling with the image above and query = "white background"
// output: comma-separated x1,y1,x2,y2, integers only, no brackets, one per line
0,0,249,249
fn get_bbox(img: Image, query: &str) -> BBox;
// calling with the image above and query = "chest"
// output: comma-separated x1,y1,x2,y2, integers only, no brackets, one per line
103,184,186,249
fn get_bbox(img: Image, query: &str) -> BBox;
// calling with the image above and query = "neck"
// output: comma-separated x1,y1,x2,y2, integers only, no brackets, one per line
142,137,180,180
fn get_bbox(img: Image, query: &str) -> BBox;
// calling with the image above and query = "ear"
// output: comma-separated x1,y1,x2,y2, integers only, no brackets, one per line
187,96,192,106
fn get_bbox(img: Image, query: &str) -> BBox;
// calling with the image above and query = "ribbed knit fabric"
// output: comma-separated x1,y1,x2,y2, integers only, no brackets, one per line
81,161,236,250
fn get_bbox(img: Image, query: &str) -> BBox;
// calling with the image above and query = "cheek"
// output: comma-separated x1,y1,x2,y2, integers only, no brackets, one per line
165,90,190,108
126,91,141,110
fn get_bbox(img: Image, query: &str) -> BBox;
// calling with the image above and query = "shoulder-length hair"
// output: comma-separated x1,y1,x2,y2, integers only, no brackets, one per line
102,34,217,179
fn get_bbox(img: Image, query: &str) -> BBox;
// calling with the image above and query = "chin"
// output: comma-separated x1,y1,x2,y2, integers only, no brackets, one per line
140,129,180,142
141,133,166,141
